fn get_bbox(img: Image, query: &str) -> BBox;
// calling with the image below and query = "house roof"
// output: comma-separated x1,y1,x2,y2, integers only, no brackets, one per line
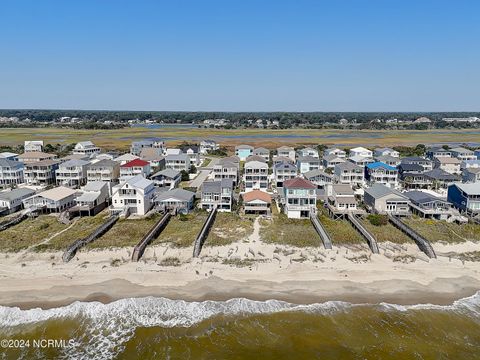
0,152,18,158
75,191,101,203
37,186,77,201
375,147,395,153
165,154,189,161
424,168,458,181
450,147,473,154
283,177,316,189
435,157,461,164
323,154,346,162
242,190,271,203
151,168,180,179
121,159,150,168
18,151,55,160
140,147,164,161
123,175,153,190
366,162,397,171
297,155,320,163
275,162,297,171
0,158,22,168
332,184,355,195
304,169,332,179
336,161,362,171
24,159,59,167
404,190,447,205
365,183,407,200
350,147,370,153
349,155,373,163
202,178,234,193
401,156,430,163
88,159,118,168
253,147,269,154
452,182,480,195
0,188,35,201
246,155,267,163
59,159,90,168
273,156,293,163
83,181,107,192
277,146,294,151
155,188,195,202
399,163,424,172
235,144,254,150
375,155,400,163
115,154,140,162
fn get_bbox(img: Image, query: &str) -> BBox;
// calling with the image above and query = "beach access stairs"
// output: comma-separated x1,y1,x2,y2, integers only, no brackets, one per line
388,215,436,259
132,212,171,262
193,206,217,258
62,214,119,263
310,213,332,250
347,213,379,254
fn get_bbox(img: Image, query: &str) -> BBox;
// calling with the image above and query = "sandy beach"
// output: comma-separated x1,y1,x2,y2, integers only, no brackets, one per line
1,237,480,309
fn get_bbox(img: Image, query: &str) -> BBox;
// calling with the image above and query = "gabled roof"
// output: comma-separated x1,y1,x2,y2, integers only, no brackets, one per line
366,162,397,171
18,151,55,160
365,183,407,200
405,190,448,205
283,177,316,189
297,155,320,163
336,161,362,171
155,188,195,202
151,168,180,179
83,181,108,192
0,188,35,201
253,147,269,154
349,155,373,163
375,155,401,163
36,186,77,201
165,154,189,161
0,158,22,168
202,178,234,193
88,159,118,168
123,175,153,190
121,159,150,168
235,144,254,150
59,159,90,168
246,155,267,163
424,168,458,181
115,153,140,162
452,182,480,195
277,146,294,151
275,162,297,171
304,169,333,179
0,152,18,158
332,184,355,195
242,190,271,203
350,147,371,153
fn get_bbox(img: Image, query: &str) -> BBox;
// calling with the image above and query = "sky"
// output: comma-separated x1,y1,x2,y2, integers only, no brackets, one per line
0,0,479,112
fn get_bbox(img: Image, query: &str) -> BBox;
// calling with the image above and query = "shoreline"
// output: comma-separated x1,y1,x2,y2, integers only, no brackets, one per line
2,277,479,311
1,240,480,311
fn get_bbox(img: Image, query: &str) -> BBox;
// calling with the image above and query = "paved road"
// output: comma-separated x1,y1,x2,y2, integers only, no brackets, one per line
189,169,211,188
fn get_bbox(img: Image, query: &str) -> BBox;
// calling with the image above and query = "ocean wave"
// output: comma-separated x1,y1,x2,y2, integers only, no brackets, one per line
0,292,479,359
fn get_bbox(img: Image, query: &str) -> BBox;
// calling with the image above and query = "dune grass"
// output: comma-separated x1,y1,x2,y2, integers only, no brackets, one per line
35,211,110,251
359,217,412,244
0,215,67,252
152,210,208,248
260,202,321,247
317,207,364,245
204,212,254,247
85,213,162,249
403,217,480,244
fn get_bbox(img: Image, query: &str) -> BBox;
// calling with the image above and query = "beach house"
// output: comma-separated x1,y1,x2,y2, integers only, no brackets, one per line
120,159,151,180
296,156,321,174
304,169,333,189
24,140,44,152
405,190,454,220
23,186,77,213
23,160,60,186
323,154,346,169
365,162,398,188
364,183,410,215
349,147,372,158
201,178,234,212
165,154,191,172
253,147,270,162
327,184,357,212
235,145,254,161
433,157,461,174
277,146,296,162
244,158,269,192
450,147,476,161
273,161,297,188
0,159,24,187
282,177,317,219
242,190,271,215
55,159,90,188
200,140,219,154
447,183,480,215
297,147,319,158
150,169,181,189
75,181,110,216
111,175,155,216
334,162,364,187
72,141,100,156
213,156,240,185
463,168,480,183
86,159,120,187
0,188,35,215
374,148,400,158
154,188,195,214
324,148,346,158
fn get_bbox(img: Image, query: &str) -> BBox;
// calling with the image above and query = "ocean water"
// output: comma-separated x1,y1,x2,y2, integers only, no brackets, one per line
1,293,480,360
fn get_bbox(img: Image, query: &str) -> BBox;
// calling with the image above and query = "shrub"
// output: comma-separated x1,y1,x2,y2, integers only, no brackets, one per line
367,214,388,226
